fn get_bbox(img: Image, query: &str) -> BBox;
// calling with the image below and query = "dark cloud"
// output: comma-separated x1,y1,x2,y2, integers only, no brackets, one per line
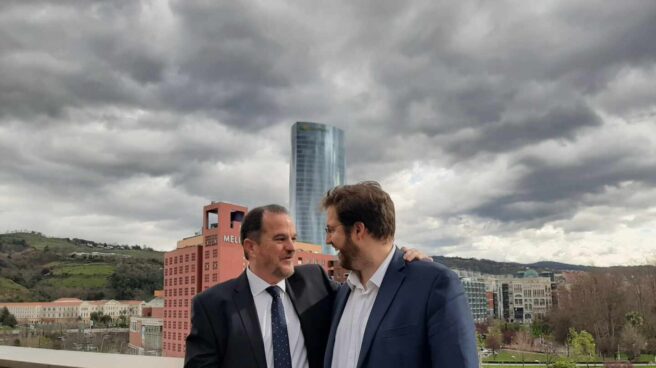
0,0,655,264
444,102,602,157
472,145,656,223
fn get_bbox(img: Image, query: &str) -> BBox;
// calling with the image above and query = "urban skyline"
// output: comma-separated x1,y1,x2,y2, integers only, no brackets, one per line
1,1,656,266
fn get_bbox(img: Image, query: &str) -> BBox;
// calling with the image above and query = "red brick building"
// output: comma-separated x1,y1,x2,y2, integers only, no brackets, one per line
162,202,338,357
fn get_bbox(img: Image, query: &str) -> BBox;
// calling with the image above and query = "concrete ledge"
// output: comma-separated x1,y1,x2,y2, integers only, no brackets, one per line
0,346,183,368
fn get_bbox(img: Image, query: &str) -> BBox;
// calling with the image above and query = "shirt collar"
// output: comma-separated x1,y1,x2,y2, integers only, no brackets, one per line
346,246,396,292
246,267,287,297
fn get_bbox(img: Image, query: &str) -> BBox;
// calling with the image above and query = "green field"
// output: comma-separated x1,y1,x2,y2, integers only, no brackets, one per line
1,233,78,253
38,263,115,289
483,349,656,366
39,275,109,289
484,350,552,362
0,277,30,301
0,232,164,261
50,263,115,277
482,366,656,368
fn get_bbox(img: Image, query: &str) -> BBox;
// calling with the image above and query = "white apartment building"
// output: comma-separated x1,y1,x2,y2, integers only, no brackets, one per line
0,298,144,324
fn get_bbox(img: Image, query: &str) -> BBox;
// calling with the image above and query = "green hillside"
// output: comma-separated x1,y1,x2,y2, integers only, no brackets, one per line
0,277,31,301
0,232,164,302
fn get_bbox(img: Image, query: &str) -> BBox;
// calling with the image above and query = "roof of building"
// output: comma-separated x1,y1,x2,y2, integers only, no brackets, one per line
144,298,164,308
53,298,83,303
522,269,540,278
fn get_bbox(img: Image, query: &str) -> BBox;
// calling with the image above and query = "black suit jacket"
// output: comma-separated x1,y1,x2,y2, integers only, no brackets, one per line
185,265,337,368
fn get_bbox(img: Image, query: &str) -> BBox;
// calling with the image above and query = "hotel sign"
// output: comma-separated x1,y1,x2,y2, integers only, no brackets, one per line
223,235,241,244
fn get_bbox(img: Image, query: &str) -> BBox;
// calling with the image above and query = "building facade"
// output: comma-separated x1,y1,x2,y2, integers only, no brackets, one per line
129,297,164,356
290,122,345,253
453,269,490,323
0,298,144,324
162,201,337,358
497,272,553,324
460,277,488,323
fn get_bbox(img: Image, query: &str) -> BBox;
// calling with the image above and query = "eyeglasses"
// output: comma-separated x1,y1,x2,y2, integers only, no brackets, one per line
324,224,343,235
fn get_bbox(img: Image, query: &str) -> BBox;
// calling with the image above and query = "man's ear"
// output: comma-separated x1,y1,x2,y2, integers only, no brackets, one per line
243,238,256,259
353,222,366,240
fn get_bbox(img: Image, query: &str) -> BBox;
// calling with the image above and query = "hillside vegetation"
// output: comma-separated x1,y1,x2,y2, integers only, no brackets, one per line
0,232,164,302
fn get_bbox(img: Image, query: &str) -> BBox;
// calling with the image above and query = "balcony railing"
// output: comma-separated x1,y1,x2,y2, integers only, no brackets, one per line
0,346,183,368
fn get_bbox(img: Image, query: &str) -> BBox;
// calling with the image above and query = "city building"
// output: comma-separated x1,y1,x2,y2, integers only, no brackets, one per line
129,297,164,356
0,298,144,324
453,269,490,323
162,201,337,357
448,268,557,324
497,270,553,324
290,121,345,253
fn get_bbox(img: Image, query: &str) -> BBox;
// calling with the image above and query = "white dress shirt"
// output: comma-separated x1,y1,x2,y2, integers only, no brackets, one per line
247,268,309,368
331,247,396,368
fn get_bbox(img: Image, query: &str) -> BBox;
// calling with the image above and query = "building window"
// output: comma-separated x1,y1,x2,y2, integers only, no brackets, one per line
212,249,218,257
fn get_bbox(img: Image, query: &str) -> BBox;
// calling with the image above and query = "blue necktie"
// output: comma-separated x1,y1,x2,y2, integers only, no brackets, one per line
266,286,292,368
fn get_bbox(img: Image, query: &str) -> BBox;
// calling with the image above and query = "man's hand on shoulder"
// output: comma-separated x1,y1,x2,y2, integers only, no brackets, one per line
400,246,433,262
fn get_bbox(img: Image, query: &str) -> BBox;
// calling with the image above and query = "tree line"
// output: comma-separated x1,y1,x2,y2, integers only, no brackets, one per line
546,267,656,360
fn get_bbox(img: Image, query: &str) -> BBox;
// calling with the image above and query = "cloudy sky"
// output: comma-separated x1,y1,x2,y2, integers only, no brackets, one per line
1,1,655,266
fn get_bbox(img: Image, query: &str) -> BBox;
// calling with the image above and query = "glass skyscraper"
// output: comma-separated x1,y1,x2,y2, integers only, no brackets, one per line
290,122,345,254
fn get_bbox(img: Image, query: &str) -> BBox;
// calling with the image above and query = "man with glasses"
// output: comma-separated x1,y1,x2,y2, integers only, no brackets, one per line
322,182,479,368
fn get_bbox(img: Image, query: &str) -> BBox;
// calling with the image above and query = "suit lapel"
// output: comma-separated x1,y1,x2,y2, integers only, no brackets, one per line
286,278,301,315
232,272,267,368
324,284,351,368
356,248,406,368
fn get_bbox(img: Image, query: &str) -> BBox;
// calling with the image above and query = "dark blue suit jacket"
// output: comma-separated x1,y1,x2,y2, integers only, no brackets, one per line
185,265,336,368
324,248,479,368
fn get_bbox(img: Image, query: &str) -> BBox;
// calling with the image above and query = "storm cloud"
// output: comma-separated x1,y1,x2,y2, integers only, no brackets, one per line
1,0,655,266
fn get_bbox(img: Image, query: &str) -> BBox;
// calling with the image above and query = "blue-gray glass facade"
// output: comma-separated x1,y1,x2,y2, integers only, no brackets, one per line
290,122,345,254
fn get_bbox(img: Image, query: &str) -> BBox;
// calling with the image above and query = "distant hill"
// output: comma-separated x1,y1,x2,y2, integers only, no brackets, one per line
432,255,592,275
0,232,164,302
432,255,653,275
526,261,589,272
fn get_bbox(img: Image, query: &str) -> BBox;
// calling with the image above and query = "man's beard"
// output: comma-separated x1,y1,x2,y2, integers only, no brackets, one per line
272,252,295,279
337,235,360,271
273,265,294,279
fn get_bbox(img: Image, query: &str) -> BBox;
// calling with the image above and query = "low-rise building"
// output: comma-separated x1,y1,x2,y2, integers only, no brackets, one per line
497,270,553,324
0,298,144,324
129,297,164,356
